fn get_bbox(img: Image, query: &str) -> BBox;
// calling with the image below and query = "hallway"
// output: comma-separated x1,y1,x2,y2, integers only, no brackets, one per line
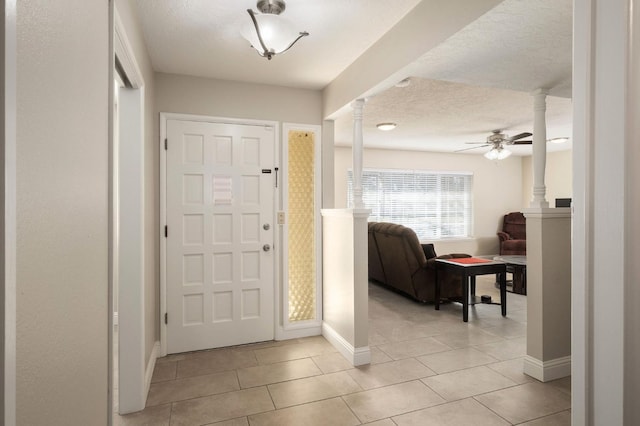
115,277,570,425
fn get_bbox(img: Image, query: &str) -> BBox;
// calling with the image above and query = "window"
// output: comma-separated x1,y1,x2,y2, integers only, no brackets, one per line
348,168,473,240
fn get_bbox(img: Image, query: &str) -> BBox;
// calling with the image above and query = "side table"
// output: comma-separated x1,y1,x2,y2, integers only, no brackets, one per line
435,257,507,322
493,255,527,295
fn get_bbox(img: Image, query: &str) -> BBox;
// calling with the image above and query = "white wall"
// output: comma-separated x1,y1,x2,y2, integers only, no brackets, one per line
573,0,640,423
16,1,109,423
156,73,322,126
521,150,572,208
115,0,158,373
335,147,522,255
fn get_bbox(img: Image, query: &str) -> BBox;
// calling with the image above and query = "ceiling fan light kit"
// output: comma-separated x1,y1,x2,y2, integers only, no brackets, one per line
376,122,397,131
458,129,532,159
484,147,512,160
241,0,309,60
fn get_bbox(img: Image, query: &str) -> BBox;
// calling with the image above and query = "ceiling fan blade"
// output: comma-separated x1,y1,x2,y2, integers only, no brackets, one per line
464,142,489,145
455,144,489,152
509,132,533,141
511,140,532,145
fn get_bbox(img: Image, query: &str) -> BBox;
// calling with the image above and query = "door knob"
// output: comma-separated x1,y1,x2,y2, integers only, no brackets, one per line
263,244,271,252
263,223,270,230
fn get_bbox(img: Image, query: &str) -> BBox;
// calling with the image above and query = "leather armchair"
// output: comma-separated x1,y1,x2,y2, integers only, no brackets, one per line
497,212,526,255
368,222,470,303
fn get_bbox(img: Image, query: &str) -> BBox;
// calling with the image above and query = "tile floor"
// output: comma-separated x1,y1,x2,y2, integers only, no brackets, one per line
115,277,571,425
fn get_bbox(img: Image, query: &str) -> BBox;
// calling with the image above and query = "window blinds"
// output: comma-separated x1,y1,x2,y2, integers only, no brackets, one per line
347,168,473,240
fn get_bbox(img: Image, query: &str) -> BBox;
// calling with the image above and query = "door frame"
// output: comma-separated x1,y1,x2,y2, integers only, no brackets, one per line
159,113,280,357
113,6,148,414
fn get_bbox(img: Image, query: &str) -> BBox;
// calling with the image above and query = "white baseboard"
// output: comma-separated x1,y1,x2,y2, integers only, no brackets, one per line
144,341,161,402
276,323,322,341
523,355,571,382
322,322,370,366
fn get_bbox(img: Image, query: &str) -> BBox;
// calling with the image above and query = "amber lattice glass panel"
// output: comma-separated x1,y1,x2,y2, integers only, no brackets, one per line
287,131,316,322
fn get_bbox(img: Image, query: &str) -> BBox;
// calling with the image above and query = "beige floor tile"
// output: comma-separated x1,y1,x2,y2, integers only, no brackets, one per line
254,344,310,365
504,308,527,323
393,398,510,426
147,370,239,406
547,376,572,395
474,336,527,360
347,358,436,390
368,331,390,346
267,371,362,408
376,321,439,342
311,352,353,374
113,403,171,426
482,320,528,339
111,281,571,426
362,419,396,426
151,361,177,383
474,381,571,424
170,387,274,425
421,365,517,401
205,417,249,426
432,329,505,349
370,346,393,364
486,358,536,385
237,358,321,388
343,380,446,423
248,397,360,426
295,335,339,356
176,350,257,379
518,410,571,425
417,347,498,374
377,336,451,360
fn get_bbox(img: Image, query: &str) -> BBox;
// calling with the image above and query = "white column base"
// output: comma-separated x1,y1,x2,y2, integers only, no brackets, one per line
523,355,571,382
322,322,371,366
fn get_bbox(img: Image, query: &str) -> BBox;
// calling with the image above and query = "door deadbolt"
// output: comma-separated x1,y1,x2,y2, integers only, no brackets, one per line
263,223,270,230
263,244,271,252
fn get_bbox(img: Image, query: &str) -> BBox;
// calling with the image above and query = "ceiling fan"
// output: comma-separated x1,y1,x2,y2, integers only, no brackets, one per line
456,129,532,159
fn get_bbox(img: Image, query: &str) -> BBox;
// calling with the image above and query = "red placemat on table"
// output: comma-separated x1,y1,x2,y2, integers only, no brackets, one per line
447,257,492,264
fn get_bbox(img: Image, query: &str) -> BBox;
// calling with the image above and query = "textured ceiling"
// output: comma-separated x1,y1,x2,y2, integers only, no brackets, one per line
334,77,573,154
133,0,573,155
408,0,572,97
334,0,573,155
134,0,422,89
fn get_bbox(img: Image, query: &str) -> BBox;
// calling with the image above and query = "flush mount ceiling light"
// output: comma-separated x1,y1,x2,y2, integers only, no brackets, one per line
241,0,309,60
549,137,570,144
376,122,397,131
484,146,512,160
395,78,411,88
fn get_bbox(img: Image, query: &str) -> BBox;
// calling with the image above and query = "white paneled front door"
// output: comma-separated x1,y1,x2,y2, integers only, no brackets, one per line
166,119,275,354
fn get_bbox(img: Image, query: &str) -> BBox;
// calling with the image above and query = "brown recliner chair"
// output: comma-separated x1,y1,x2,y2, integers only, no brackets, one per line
497,212,526,255
368,222,470,303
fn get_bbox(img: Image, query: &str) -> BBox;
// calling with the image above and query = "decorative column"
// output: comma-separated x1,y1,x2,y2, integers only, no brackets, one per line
320,98,371,366
530,89,549,208
351,99,365,209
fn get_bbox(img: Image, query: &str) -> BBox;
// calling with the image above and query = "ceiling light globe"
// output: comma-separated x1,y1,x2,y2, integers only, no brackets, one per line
484,149,499,160
241,14,299,55
497,148,512,160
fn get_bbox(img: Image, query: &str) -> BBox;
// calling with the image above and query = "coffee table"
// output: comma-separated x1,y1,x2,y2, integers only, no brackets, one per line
493,255,527,295
435,257,507,322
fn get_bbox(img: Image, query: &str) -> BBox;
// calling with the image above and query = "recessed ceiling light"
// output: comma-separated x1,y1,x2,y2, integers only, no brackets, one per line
395,78,411,88
549,137,570,144
376,122,397,131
